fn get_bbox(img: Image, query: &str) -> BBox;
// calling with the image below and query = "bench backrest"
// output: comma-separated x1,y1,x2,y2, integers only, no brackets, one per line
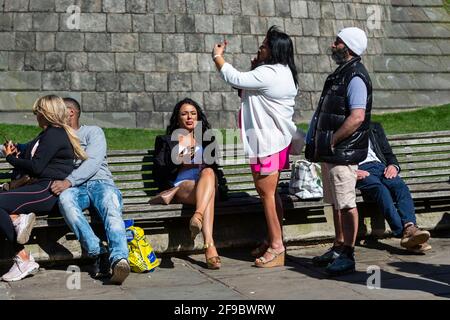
1,130,449,209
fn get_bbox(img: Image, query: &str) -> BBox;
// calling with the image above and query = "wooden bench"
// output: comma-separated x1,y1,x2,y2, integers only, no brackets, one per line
0,130,449,254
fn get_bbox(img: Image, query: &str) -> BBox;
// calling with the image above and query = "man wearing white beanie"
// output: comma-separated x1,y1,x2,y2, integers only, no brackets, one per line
305,27,372,276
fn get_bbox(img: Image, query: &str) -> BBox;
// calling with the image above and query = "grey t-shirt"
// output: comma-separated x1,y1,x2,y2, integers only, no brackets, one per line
66,125,114,187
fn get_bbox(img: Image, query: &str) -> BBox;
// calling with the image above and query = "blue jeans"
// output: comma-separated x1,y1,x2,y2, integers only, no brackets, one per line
58,180,128,264
356,162,416,237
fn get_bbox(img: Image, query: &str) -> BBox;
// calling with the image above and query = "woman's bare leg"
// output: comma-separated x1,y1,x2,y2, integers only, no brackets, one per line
253,171,285,261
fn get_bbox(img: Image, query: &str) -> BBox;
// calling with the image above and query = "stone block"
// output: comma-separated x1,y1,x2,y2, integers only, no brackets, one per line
106,92,129,111
55,32,84,51
242,35,259,53
298,72,315,91
4,0,29,12
222,92,240,111
198,53,215,72
93,112,137,128
135,53,155,72
154,53,178,72
82,92,106,112
205,0,222,14
95,72,119,92
0,91,42,111
29,0,55,12
154,14,175,33
275,0,291,17
321,2,335,19
145,72,168,92
120,73,145,92
36,32,55,51
205,34,225,52
153,92,179,111
233,16,251,34
232,53,252,71
103,0,126,13
14,32,35,51
88,53,115,72
107,14,132,32
224,35,241,53
136,111,164,128
257,0,275,17
140,33,162,52
178,53,197,72
319,19,336,37
0,33,15,50
382,38,442,55
127,0,148,13
32,13,59,31
267,17,285,30
284,18,302,36
80,0,103,13
295,37,319,54
66,52,88,71
80,13,107,32
45,52,65,71
185,33,204,53
302,19,320,36
203,92,223,111
43,72,71,90
132,14,154,32
0,52,8,71
163,34,185,53
302,55,317,73
24,52,45,71
8,52,25,71
129,93,154,111
290,0,308,18
168,0,186,14
176,15,195,33
111,33,139,52
214,15,233,34
186,0,205,14
250,16,268,34
191,72,210,92
210,72,230,92
333,3,347,20
13,13,32,31
241,1,258,16
168,73,192,91
153,0,168,13
85,33,111,52
219,110,237,128
71,72,96,91
115,53,135,72
195,14,213,33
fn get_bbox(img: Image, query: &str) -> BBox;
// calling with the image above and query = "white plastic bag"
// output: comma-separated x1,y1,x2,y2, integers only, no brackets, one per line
289,160,323,199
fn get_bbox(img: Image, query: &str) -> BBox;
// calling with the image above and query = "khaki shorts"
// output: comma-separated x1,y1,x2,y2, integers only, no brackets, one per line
320,163,358,210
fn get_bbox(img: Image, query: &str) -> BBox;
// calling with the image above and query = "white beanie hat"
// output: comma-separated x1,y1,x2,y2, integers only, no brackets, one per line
337,27,368,56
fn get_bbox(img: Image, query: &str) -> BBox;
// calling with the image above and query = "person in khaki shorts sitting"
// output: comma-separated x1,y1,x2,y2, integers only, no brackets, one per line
305,27,372,276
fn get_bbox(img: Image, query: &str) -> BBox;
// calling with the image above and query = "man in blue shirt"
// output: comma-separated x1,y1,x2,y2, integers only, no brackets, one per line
51,98,130,285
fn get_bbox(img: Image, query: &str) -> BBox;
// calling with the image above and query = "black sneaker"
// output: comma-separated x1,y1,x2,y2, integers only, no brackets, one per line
110,259,130,285
91,252,110,279
326,253,356,276
312,246,342,267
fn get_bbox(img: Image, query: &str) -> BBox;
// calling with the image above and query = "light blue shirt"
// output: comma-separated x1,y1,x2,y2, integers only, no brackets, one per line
347,77,368,109
66,125,114,187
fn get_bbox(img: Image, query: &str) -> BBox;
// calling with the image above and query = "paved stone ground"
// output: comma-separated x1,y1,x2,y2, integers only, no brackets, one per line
0,236,449,300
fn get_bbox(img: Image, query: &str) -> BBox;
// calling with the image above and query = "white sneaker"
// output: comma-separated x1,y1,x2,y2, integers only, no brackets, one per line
1,255,39,282
110,259,130,285
13,213,36,244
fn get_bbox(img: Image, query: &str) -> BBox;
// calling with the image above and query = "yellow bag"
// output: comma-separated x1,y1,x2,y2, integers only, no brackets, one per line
126,225,160,273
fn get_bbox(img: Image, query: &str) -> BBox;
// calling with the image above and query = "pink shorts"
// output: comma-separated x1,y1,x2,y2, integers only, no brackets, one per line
250,144,291,174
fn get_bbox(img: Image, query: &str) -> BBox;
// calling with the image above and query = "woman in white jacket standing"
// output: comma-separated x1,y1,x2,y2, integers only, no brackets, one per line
212,26,299,268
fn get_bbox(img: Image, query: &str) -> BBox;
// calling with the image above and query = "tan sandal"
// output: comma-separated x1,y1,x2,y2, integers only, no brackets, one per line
204,243,221,270
189,211,203,240
255,247,285,268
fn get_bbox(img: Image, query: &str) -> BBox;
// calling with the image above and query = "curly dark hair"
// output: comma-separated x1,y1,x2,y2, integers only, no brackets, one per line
166,98,211,135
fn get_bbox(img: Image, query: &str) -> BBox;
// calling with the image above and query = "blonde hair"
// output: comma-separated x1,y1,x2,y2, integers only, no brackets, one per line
32,95,87,160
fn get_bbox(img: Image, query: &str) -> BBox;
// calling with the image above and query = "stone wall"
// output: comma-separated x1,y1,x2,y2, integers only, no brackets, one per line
0,0,449,129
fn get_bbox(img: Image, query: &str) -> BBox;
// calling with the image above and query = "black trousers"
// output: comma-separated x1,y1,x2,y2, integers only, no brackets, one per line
0,180,57,251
